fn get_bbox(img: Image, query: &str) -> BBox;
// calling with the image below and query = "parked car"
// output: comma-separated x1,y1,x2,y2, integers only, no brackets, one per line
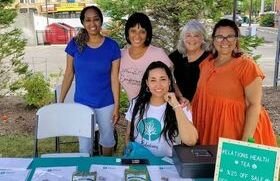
223,14,243,27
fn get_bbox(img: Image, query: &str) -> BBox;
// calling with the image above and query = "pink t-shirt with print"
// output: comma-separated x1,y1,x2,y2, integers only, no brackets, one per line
120,45,173,101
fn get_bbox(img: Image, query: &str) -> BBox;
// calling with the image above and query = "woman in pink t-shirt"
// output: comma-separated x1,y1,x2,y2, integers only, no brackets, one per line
119,12,187,104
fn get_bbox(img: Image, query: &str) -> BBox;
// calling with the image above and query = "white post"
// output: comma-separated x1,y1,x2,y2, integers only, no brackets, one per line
45,0,49,25
260,0,265,14
274,15,280,88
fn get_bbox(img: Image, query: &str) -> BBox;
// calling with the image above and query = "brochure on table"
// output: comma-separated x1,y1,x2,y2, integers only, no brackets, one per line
32,166,77,181
0,168,30,181
0,158,33,169
147,165,193,181
214,138,280,181
90,164,129,181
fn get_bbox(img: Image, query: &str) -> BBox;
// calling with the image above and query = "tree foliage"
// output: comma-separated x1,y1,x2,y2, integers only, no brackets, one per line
97,0,230,52
97,0,147,47
0,0,28,96
97,0,263,63
239,35,264,62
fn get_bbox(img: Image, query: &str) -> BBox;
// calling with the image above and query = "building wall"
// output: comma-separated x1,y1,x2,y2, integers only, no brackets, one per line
14,0,96,14
276,0,280,13
12,0,102,45
14,13,37,46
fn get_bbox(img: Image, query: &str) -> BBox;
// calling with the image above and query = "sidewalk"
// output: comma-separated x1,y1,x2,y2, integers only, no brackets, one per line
257,26,278,35
242,23,278,35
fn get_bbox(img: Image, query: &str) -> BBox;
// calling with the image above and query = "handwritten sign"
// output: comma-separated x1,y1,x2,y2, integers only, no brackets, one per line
214,138,280,181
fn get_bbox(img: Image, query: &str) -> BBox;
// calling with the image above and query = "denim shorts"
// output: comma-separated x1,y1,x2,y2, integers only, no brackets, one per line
79,104,116,153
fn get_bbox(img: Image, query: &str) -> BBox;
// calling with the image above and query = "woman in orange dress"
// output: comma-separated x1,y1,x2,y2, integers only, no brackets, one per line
192,19,277,146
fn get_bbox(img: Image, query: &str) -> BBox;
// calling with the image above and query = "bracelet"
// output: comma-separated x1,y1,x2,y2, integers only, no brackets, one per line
173,104,181,110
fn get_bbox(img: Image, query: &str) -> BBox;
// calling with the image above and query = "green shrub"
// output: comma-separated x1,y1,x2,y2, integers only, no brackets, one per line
260,13,275,27
22,72,54,108
240,36,264,63
120,90,129,114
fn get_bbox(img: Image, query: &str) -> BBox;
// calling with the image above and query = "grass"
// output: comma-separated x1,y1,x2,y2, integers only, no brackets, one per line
0,133,279,157
0,134,126,157
0,135,34,157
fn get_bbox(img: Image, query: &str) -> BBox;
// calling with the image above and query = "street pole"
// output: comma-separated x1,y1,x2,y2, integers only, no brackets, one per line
45,0,49,25
233,0,237,21
249,0,252,27
260,0,265,14
27,0,29,13
248,0,253,36
273,15,280,88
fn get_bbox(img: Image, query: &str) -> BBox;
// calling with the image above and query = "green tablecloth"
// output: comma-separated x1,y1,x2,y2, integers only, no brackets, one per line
27,156,169,181
27,156,212,181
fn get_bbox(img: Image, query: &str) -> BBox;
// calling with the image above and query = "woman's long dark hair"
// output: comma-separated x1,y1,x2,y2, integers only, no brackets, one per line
74,5,103,53
129,61,178,145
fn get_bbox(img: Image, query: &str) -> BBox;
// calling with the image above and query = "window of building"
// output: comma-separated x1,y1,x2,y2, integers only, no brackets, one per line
29,8,37,13
19,8,28,13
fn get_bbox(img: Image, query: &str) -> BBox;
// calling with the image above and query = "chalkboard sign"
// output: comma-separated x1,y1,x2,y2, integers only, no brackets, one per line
214,138,280,181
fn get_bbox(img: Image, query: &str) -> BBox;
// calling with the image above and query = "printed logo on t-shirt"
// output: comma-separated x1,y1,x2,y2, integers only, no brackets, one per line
119,68,143,86
137,117,161,141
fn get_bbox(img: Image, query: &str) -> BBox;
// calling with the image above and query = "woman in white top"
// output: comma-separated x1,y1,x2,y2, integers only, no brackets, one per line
125,61,198,157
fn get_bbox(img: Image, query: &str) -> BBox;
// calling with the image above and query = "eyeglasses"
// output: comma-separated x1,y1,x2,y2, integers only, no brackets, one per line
214,35,237,42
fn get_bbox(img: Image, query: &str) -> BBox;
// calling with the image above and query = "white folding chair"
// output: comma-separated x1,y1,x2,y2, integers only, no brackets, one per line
54,82,76,104
34,103,95,157
54,83,100,154
54,83,118,154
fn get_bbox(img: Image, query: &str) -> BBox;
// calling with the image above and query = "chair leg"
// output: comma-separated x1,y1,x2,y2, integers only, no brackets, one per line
114,129,118,151
93,131,100,155
55,137,60,153
99,145,103,155
34,139,38,157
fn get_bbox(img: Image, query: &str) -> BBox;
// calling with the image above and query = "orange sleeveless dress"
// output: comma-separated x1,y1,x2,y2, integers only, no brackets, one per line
192,56,277,146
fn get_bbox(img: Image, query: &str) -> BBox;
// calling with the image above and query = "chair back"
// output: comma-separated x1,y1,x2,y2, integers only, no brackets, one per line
35,103,94,139
55,82,75,103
